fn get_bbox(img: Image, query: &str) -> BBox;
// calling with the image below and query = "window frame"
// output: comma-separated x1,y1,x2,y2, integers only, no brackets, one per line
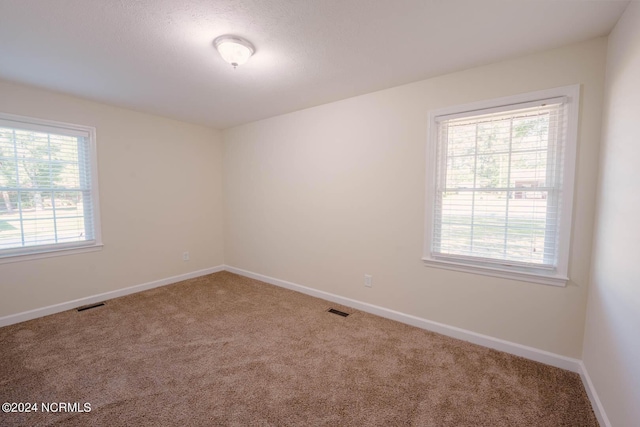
423,85,580,287
0,112,103,264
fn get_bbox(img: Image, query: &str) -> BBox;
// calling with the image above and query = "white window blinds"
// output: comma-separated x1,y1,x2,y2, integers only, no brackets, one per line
0,114,99,258
431,98,568,269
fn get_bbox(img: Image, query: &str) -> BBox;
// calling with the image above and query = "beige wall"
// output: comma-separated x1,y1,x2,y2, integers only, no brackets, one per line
0,80,224,317
583,3,640,426
224,38,607,358
0,36,615,363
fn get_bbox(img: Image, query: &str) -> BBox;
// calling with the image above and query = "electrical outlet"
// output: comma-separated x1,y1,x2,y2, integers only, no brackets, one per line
364,274,372,288
182,251,189,261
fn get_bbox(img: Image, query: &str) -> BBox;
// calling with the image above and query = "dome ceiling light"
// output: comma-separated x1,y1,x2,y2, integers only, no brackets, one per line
213,35,255,68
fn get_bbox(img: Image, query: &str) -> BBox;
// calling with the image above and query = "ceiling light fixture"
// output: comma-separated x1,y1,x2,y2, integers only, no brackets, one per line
213,35,255,68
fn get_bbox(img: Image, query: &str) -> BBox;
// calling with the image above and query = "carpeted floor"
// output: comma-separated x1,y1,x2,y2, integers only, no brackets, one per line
0,271,598,426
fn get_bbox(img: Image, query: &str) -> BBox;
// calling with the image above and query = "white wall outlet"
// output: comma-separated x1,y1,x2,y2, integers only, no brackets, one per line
364,274,372,288
182,251,189,261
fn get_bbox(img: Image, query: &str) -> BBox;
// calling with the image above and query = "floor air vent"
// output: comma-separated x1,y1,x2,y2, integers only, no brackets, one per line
77,302,105,312
327,308,350,317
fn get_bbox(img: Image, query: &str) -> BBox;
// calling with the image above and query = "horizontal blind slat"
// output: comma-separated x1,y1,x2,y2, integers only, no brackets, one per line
0,120,96,253
432,98,566,268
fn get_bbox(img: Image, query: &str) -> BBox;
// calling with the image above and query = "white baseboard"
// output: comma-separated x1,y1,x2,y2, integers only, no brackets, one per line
1,263,609,425
226,265,616,423
224,265,582,373
577,361,611,427
0,265,225,327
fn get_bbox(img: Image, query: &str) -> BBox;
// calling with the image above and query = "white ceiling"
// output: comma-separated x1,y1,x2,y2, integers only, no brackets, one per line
0,0,629,129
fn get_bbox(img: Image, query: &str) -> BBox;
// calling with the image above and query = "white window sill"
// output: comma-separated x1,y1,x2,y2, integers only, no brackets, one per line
0,243,104,265
422,257,568,287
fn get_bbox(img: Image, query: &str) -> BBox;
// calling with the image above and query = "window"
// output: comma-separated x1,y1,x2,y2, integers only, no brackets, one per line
423,86,579,286
0,113,102,262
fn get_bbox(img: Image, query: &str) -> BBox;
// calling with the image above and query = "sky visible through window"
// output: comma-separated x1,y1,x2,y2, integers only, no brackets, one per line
434,105,561,267
0,128,89,250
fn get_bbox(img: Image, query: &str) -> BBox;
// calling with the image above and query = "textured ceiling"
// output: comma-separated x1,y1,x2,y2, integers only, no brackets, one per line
0,0,629,129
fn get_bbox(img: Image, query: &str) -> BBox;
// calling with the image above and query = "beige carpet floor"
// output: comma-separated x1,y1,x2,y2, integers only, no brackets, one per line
0,271,598,426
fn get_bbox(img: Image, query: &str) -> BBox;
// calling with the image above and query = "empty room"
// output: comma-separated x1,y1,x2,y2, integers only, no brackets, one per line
0,1,638,426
